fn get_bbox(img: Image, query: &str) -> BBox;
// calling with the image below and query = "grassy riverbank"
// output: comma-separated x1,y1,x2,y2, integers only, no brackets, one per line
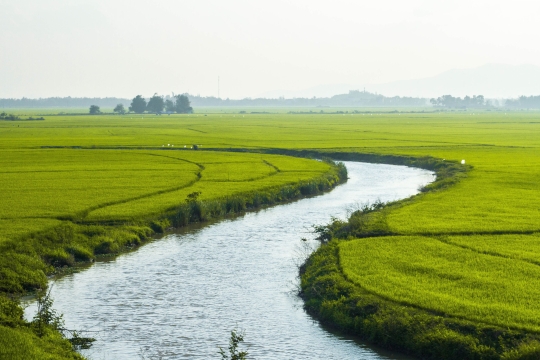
0,149,340,293
289,113,540,358
0,114,348,358
2,110,540,358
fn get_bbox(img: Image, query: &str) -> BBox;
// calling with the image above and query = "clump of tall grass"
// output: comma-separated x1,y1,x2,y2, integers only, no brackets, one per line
313,200,390,242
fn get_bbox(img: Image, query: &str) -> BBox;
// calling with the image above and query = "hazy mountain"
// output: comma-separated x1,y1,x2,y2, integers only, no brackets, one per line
259,84,358,99
261,64,540,99
370,64,540,98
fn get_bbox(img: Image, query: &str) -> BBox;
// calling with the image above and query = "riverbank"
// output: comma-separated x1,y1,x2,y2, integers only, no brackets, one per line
300,240,540,360
0,158,346,359
300,149,540,359
23,161,432,359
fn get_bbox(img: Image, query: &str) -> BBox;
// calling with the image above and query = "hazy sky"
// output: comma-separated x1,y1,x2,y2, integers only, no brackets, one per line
2,0,540,99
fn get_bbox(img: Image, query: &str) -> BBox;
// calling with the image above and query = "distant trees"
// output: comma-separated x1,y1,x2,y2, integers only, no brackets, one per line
113,104,126,114
505,95,540,109
89,105,101,114
147,94,165,114
174,94,193,113
430,95,486,108
165,99,175,112
129,95,147,113
127,94,193,114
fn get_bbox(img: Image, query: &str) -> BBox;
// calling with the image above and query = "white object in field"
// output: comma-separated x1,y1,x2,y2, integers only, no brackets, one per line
171,145,174,147
461,160,466,164
168,144,170,146
184,145,186,148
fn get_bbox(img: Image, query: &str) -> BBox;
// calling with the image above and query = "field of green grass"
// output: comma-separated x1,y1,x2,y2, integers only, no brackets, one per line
340,235,540,332
2,109,540,358
0,145,337,291
0,112,349,359
0,149,329,228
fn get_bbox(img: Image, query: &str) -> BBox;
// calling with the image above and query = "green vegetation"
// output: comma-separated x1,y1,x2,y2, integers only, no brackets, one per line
0,149,339,293
341,236,540,332
300,241,540,360
219,329,248,360
128,94,192,114
0,113,349,359
2,110,540,358
284,112,540,358
88,105,100,115
0,295,84,360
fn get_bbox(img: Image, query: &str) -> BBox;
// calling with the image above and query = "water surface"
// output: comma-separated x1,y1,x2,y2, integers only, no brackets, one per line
27,162,434,359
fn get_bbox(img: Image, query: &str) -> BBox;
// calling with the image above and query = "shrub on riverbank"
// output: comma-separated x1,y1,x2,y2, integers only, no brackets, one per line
0,295,84,359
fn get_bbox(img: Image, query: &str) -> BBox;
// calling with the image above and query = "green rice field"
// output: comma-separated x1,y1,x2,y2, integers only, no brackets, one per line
2,109,540,358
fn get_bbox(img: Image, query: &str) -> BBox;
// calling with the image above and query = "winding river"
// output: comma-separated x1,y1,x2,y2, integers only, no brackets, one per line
26,162,434,359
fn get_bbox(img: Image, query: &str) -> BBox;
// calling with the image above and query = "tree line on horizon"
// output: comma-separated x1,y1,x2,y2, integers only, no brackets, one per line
128,94,193,114
89,94,193,115
430,95,488,108
429,94,540,109
4,92,540,109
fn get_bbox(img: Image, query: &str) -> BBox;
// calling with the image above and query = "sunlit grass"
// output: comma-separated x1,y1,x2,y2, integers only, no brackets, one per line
0,149,330,238
340,236,540,332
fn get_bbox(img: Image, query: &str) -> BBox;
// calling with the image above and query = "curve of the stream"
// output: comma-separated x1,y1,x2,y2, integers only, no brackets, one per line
27,162,434,359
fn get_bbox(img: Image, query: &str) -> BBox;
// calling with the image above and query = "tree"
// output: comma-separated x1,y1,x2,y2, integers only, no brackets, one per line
165,99,175,113
89,105,100,114
129,95,147,113
174,94,193,113
147,94,165,114
113,103,126,114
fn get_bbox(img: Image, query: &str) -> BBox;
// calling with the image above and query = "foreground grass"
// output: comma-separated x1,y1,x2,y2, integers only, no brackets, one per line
0,295,84,360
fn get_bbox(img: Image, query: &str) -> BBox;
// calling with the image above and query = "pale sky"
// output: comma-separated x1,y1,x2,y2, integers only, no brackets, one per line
1,0,540,99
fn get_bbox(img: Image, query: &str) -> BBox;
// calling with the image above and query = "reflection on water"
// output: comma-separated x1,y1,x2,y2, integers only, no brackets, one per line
26,162,433,359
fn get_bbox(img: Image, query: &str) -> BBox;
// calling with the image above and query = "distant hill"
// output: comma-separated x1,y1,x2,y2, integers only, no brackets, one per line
259,84,358,99
188,91,428,107
261,64,540,99
369,64,540,98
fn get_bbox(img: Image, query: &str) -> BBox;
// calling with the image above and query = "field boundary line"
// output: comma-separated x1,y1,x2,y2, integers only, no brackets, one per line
335,238,540,333
433,235,540,267
74,175,202,221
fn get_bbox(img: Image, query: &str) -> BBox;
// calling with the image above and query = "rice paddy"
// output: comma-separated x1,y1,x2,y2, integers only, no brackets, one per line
340,235,540,332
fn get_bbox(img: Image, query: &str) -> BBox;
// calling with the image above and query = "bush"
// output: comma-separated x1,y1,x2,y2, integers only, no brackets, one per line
94,236,119,254
150,219,170,233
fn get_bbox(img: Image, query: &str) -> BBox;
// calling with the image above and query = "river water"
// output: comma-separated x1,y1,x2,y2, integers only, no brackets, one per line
26,162,434,359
